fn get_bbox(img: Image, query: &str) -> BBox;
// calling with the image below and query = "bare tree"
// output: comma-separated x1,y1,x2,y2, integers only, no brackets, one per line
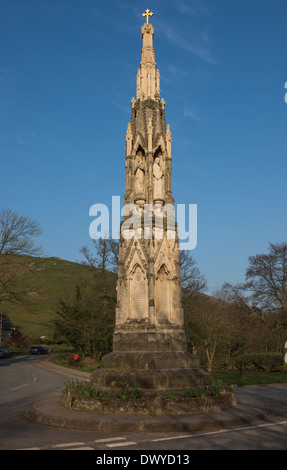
80,240,109,275
180,250,207,296
220,243,287,319
0,208,42,256
243,243,287,319
220,282,253,314
184,295,232,372
107,239,119,273
80,238,119,278
0,208,43,305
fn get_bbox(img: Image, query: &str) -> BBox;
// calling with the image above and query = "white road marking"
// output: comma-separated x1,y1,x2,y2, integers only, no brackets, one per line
10,383,30,391
17,420,287,451
152,434,192,442
65,447,94,450
94,437,127,443
152,420,287,442
52,442,85,448
9,369,37,391
106,441,137,448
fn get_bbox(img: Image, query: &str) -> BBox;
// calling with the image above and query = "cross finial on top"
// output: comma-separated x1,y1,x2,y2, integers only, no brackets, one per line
142,9,154,25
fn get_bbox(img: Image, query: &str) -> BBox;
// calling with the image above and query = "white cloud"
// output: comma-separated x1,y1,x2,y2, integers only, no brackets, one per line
183,106,203,123
171,0,211,17
156,20,215,64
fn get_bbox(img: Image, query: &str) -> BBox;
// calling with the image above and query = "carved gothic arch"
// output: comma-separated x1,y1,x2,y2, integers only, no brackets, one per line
125,239,148,277
154,238,175,276
132,134,146,156
129,261,148,321
155,262,172,323
153,136,166,156
135,144,145,157
130,262,145,277
156,263,170,280
134,145,146,195
153,145,164,160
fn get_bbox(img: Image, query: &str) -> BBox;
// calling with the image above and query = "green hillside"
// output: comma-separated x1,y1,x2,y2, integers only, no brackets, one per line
1,256,95,339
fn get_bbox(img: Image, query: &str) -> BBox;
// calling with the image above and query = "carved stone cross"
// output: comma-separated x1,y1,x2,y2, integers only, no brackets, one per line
142,9,154,25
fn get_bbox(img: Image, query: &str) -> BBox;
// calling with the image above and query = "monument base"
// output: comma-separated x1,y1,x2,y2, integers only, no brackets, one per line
61,387,237,416
91,350,211,391
112,325,188,353
91,326,212,392
61,329,238,418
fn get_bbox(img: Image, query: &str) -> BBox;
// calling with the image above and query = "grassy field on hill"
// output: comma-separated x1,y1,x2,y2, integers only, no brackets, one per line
2,256,95,339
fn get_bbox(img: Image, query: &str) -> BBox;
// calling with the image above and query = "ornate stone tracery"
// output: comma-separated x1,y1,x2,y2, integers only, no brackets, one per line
91,15,211,392
113,19,186,352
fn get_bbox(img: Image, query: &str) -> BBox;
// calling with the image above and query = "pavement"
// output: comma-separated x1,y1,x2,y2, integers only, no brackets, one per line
24,359,274,433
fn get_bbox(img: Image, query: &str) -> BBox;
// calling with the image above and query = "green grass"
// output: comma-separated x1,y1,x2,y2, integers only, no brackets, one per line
3,256,95,338
212,370,287,386
48,358,287,386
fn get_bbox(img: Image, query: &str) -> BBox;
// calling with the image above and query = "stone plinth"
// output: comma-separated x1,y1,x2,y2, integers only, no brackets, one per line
61,388,237,416
112,325,188,352
90,350,211,391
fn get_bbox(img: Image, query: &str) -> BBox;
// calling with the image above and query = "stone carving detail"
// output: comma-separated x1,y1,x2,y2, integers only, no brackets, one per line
115,18,185,349
130,264,148,320
153,154,164,199
90,17,212,395
155,264,170,323
134,149,145,194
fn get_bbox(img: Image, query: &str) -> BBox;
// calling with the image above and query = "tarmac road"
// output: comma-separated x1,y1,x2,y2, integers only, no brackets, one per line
0,354,287,451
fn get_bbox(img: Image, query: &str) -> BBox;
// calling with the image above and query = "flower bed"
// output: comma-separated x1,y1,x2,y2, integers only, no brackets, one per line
60,381,237,416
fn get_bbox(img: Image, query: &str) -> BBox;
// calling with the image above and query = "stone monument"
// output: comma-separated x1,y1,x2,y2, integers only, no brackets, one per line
91,11,211,392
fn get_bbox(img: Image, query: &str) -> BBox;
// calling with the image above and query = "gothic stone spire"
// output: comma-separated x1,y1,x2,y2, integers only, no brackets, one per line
136,21,160,101
90,13,212,393
125,18,173,208
115,16,184,349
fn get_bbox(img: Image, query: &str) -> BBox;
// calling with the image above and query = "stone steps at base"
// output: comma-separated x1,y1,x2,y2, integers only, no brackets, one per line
91,367,211,390
101,351,201,370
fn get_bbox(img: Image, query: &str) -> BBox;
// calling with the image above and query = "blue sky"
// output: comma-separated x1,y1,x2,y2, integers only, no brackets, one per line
1,0,286,293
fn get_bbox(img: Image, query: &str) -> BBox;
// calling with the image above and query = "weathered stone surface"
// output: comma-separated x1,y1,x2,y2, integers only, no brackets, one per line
101,351,201,370
91,349,212,393
61,388,237,416
87,19,215,407
112,327,188,352
91,367,211,390
117,22,184,341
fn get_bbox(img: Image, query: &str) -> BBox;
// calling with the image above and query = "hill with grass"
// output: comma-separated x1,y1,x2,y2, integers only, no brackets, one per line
1,256,96,339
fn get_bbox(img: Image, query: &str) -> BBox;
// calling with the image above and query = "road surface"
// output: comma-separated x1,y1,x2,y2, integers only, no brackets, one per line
0,354,287,450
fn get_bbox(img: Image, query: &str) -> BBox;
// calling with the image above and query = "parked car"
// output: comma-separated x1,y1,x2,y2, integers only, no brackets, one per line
30,346,48,355
0,349,10,358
